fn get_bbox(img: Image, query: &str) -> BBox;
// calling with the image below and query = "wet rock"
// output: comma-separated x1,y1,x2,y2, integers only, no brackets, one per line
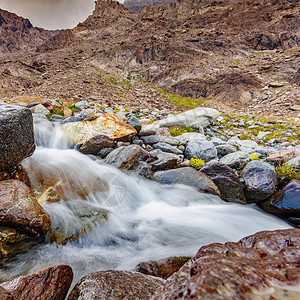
0,265,73,300
30,104,50,116
0,180,51,235
68,270,164,300
201,162,246,203
219,151,251,169
261,180,300,220
62,113,137,145
105,145,143,169
0,104,35,172
131,161,153,179
0,227,19,258
153,167,220,195
153,142,182,155
97,147,114,159
155,107,220,129
141,135,162,144
267,149,295,163
184,141,217,162
150,153,180,171
242,161,277,203
216,144,236,156
128,116,142,132
79,135,115,155
0,287,13,300
136,256,191,279
153,229,300,300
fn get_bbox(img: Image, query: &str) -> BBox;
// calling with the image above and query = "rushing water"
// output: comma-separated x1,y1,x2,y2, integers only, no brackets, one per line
0,118,292,286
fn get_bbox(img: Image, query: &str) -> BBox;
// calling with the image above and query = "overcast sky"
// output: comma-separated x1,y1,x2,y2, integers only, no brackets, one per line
0,0,124,30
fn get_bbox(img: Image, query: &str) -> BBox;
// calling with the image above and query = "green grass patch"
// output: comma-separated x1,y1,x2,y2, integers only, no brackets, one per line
169,126,197,137
276,163,300,180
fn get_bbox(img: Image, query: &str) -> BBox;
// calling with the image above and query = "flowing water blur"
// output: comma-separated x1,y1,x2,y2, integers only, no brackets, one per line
0,117,292,286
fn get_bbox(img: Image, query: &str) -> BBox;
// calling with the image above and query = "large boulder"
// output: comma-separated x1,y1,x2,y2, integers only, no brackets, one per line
153,167,220,195
242,161,277,203
0,265,73,300
136,256,191,280
105,145,143,169
79,135,115,155
62,113,137,145
68,271,164,300
153,229,300,299
184,141,217,162
155,107,220,129
150,153,180,171
261,180,300,220
0,180,51,235
0,104,35,172
200,162,246,203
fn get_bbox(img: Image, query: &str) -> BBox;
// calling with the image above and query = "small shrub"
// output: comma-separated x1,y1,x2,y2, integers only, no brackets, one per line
190,158,205,169
276,163,300,180
250,153,259,160
169,126,197,137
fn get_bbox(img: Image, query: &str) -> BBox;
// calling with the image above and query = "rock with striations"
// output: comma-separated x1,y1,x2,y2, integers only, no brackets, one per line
68,270,164,300
150,152,180,171
0,286,14,300
155,107,220,129
153,167,220,196
242,160,277,203
200,162,246,203
153,229,300,300
184,140,217,162
62,113,137,145
260,180,300,220
153,142,182,155
0,265,73,300
136,256,191,280
105,145,143,169
79,135,115,155
0,180,51,235
0,104,35,172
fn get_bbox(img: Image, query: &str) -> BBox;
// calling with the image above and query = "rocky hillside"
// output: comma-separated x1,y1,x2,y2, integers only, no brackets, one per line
0,0,299,117
123,0,171,11
0,9,57,55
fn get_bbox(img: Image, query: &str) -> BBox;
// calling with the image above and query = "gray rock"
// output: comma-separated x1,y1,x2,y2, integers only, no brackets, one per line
201,162,246,204
155,107,220,129
228,136,258,152
153,167,220,195
216,144,236,157
139,124,159,136
286,156,300,167
161,136,180,146
153,142,182,155
97,148,114,159
128,117,142,132
30,104,50,116
105,145,143,169
177,132,206,145
150,153,180,171
242,161,277,203
219,151,251,169
141,135,162,145
184,141,217,162
0,104,35,171
131,161,153,179
75,100,89,109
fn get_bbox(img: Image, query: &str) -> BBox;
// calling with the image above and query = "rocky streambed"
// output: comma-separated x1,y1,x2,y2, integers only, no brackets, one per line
0,101,299,299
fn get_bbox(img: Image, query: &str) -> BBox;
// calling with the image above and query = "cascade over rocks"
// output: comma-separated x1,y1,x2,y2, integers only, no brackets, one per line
153,229,300,300
79,135,115,155
0,180,51,235
0,265,73,300
0,104,35,174
68,270,164,300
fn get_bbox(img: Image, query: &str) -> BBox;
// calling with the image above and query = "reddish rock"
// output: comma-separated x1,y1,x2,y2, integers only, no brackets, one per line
153,229,300,299
0,180,51,235
0,265,73,300
267,149,295,164
79,135,115,155
68,270,164,300
0,287,14,300
136,256,191,279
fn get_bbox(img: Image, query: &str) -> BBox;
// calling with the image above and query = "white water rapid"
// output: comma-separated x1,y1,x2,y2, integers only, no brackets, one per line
0,118,292,286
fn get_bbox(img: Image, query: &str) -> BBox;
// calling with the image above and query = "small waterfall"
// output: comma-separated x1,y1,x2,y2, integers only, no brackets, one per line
0,118,292,286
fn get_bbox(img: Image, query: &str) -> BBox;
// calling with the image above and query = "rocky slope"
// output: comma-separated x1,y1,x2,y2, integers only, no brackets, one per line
0,9,57,55
0,0,299,117
123,0,171,11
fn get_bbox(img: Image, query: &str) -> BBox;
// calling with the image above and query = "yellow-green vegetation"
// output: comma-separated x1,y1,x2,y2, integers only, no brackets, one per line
190,158,205,169
169,126,197,137
52,107,64,116
250,153,259,160
154,87,206,110
276,163,300,180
